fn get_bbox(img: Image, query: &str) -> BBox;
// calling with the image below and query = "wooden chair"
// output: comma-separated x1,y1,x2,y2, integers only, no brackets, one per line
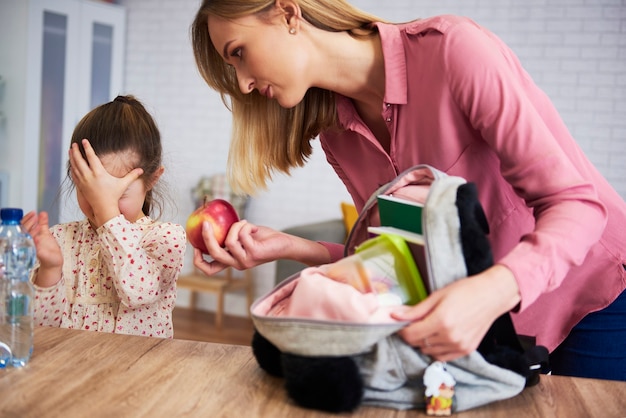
177,267,254,329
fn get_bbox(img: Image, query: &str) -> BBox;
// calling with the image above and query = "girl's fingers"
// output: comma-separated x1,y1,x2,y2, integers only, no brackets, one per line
21,212,39,237
69,139,103,178
38,211,50,230
122,167,145,187
80,138,101,168
20,211,37,229
69,143,88,178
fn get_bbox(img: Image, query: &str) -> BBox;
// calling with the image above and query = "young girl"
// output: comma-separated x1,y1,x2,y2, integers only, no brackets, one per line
189,1,626,380
21,95,186,338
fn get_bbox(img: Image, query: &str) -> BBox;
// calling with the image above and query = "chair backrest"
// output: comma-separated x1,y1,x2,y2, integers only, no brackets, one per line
192,173,248,218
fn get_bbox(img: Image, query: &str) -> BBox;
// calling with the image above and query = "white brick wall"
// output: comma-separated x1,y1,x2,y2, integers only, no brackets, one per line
119,0,626,317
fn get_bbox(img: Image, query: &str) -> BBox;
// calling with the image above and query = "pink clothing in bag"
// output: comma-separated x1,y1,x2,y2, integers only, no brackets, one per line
257,267,400,324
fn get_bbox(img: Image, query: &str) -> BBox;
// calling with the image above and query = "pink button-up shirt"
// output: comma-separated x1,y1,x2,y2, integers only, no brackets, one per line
318,15,626,351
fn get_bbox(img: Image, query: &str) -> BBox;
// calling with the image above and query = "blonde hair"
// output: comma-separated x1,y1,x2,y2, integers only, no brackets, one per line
191,0,382,194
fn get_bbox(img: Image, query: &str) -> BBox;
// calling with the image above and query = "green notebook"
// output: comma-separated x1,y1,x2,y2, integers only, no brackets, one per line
377,194,423,235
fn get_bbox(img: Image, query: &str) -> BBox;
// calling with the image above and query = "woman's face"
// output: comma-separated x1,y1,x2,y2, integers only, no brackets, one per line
207,10,310,109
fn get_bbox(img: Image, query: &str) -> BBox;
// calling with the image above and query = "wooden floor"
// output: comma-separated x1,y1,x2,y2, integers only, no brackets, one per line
172,307,255,346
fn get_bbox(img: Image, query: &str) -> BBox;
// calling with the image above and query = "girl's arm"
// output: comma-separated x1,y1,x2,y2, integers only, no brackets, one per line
21,215,71,328
31,277,67,327
98,216,186,308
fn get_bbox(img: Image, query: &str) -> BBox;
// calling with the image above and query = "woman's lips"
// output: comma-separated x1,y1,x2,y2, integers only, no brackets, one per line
261,86,273,99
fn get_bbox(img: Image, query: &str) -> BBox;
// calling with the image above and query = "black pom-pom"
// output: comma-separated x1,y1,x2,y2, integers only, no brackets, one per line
282,354,363,413
251,330,284,377
483,346,529,377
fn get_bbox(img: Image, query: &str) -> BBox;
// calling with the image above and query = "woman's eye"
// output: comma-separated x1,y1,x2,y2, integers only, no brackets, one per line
230,47,242,59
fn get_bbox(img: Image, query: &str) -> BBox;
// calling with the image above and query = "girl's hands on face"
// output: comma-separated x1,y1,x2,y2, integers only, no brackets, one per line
69,139,143,227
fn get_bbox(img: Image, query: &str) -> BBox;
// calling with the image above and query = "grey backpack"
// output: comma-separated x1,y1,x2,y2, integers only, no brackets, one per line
251,165,548,413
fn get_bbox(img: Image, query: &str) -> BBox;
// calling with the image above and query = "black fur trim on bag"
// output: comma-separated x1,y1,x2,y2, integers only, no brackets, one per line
282,354,364,413
456,183,548,386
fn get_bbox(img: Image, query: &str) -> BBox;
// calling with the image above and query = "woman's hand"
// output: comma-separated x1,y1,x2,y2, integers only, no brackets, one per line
192,219,331,276
69,139,143,227
391,264,520,361
20,211,63,287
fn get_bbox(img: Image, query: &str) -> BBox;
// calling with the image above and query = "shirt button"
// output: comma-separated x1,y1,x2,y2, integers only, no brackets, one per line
386,103,391,108
386,117,392,122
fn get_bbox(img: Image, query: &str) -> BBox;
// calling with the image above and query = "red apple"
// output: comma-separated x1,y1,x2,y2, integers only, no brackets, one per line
186,198,239,253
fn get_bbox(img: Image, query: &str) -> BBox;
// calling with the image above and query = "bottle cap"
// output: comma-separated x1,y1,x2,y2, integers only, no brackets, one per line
0,208,24,222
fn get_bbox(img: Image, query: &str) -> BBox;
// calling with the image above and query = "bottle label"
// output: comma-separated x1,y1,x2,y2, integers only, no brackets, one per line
7,295,28,317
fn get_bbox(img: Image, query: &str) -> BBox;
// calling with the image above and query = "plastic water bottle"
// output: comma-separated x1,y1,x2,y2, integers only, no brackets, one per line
0,208,36,368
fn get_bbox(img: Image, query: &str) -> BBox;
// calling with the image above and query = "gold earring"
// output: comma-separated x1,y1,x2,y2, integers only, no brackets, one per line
289,27,296,35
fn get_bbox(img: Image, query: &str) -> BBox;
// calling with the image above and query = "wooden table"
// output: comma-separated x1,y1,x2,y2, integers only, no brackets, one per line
1,327,624,418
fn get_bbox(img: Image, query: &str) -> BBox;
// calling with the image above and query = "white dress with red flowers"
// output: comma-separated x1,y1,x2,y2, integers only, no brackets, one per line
32,215,186,338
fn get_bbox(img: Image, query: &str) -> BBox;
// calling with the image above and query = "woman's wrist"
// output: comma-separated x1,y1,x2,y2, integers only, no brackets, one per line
286,234,333,266
485,264,521,313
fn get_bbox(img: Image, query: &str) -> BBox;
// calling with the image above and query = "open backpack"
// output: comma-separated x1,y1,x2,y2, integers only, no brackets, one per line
250,164,549,414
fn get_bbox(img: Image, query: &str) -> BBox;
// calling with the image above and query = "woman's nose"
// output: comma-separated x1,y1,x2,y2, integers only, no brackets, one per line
236,70,254,94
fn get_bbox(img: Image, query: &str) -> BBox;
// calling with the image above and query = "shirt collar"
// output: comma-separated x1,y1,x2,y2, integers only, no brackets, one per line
334,22,408,130
374,22,408,105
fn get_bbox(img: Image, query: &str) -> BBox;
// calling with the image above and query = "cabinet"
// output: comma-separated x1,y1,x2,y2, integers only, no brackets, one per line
0,0,125,224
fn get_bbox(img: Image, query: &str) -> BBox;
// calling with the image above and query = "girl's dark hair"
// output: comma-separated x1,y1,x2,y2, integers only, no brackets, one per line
67,95,164,218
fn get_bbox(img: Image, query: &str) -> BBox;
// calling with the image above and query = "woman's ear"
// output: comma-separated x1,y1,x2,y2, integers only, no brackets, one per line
146,166,165,191
274,0,301,32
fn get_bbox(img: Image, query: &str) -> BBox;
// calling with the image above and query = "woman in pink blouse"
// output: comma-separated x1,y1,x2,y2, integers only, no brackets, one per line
190,1,626,379
21,96,187,338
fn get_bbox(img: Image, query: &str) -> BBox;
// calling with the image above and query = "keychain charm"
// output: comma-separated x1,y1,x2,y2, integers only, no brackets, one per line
423,361,456,416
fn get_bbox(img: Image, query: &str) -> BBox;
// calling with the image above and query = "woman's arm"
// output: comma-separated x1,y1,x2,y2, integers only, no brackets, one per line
393,19,606,360
193,220,334,276
444,20,607,308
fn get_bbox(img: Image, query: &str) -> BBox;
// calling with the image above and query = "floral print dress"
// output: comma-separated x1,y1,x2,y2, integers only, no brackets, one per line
32,215,186,338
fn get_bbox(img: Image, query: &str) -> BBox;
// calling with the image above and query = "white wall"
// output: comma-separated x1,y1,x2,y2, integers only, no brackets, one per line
119,0,626,317
0,1,30,209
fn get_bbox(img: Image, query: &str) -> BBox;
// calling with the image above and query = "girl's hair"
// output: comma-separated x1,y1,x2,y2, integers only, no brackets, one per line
67,95,165,218
191,0,382,195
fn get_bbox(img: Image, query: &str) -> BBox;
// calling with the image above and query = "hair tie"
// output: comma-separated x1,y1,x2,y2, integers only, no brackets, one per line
114,95,131,104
